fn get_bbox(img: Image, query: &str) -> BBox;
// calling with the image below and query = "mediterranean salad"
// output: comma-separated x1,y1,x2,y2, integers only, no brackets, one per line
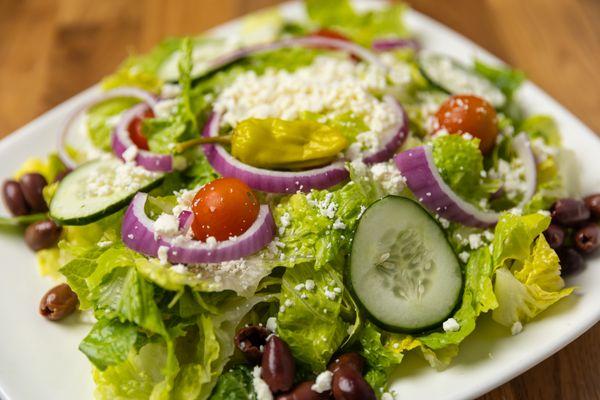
2,1,599,399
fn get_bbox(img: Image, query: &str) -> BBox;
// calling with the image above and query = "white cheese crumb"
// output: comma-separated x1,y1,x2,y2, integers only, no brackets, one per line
266,317,277,333
324,287,337,300
294,283,305,291
437,217,450,229
382,393,395,400
311,370,333,393
170,264,187,274
153,213,180,239
157,246,169,265
284,299,294,308
252,366,273,400
160,83,182,98
305,279,316,291
468,234,484,250
332,218,346,230
458,251,470,263
370,162,406,195
205,236,218,250
442,318,460,332
97,240,113,248
511,321,523,335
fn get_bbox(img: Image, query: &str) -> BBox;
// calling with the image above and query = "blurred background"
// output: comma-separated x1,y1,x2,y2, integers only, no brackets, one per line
0,0,598,398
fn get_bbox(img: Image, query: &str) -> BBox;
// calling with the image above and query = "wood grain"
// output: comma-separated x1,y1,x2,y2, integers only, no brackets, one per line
0,0,598,398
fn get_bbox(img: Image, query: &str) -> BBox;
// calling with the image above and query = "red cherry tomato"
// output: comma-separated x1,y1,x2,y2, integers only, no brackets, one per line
435,94,498,154
191,178,260,242
127,108,154,150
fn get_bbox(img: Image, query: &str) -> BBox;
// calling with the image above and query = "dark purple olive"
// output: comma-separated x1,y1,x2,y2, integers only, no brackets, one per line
54,169,72,183
328,353,365,374
557,248,585,276
39,283,78,321
584,194,600,219
276,381,331,400
574,223,600,254
551,199,590,227
332,366,376,400
544,224,565,249
234,325,270,364
2,180,30,216
24,220,62,251
261,335,296,393
19,173,48,212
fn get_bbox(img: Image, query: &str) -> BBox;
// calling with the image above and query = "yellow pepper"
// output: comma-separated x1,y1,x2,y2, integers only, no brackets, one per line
231,118,348,170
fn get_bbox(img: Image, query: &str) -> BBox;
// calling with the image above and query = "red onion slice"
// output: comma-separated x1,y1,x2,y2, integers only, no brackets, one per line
394,133,536,228
58,87,158,169
178,210,193,232
361,96,409,164
202,112,350,193
201,36,386,75
122,192,275,264
111,103,174,172
372,38,421,52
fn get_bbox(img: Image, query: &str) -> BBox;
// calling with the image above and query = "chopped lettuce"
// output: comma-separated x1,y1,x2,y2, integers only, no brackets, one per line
277,263,349,372
474,60,525,101
490,213,574,328
306,0,408,46
431,134,488,203
209,365,256,400
520,115,561,146
79,319,139,371
87,97,140,150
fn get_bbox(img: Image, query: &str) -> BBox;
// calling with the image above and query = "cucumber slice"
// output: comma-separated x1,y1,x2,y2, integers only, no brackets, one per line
348,196,462,333
50,158,163,225
419,53,506,108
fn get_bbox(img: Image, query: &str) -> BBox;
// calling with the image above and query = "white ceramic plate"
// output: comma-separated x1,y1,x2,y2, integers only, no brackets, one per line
0,2,598,399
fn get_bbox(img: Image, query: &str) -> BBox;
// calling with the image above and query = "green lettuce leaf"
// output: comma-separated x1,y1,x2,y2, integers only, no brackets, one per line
474,60,525,101
209,365,256,399
306,0,408,46
277,263,349,372
520,115,561,146
87,97,140,150
79,318,139,371
431,134,487,203
492,235,574,328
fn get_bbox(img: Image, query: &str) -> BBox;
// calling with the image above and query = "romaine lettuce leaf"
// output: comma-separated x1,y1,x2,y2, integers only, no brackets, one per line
209,365,256,400
474,60,525,101
277,263,349,372
492,235,574,327
306,0,408,46
520,115,561,146
79,318,139,371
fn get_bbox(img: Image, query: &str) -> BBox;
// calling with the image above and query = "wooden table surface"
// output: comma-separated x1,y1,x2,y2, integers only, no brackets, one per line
0,0,598,398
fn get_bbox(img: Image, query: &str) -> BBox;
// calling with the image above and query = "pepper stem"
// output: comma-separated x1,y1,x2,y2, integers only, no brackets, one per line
175,135,232,153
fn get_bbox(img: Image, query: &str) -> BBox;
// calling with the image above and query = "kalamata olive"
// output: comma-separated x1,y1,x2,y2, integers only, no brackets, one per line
574,223,600,254
328,353,365,374
39,283,78,321
544,224,565,249
19,173,48,212
24,220,62,251
234,325,270,364
557,248,585,276
54,169,71,183
276,381,331,400
261,335,296,393
551,199,590,227
332,366,376,400
2,180,30,216
584,194,600,219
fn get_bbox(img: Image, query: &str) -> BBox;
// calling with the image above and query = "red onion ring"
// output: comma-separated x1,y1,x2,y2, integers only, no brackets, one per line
202,112,350,193
394,133,536,228
58,87,158,169
362,96,409,164
372,38,421,53
111,103,174,172
178,210,193,232
122,193,275,264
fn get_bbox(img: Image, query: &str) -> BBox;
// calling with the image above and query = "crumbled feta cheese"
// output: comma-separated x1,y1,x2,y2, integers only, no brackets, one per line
170,264,187,274
252,367,273,400
205,236,218,250
511,321,523,335
332,218,346,230
458,251,470,263
311,370,333,393
442,318,460,332
153,213,180,238
294,283,305,291
97,240,113,248
266,317,277,333
437,217,450,229
157,246,169,265
278,212,291,235
381,393,395,400
370,162,406,195
84,159,161,198
153,98,180,119
160,83,182,98
324,287,337,300
483,230,495,242
468,234,484,250
305,279,316,291
284,299,294,308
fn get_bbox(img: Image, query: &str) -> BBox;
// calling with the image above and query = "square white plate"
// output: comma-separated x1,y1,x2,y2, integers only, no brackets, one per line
0,2,598,399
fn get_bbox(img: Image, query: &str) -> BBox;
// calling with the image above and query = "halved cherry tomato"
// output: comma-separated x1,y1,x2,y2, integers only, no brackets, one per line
434,94,498,154
191,178,260,242
127,108,154,150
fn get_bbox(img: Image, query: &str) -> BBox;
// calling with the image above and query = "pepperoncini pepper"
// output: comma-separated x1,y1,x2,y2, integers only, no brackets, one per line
231,118,348,169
